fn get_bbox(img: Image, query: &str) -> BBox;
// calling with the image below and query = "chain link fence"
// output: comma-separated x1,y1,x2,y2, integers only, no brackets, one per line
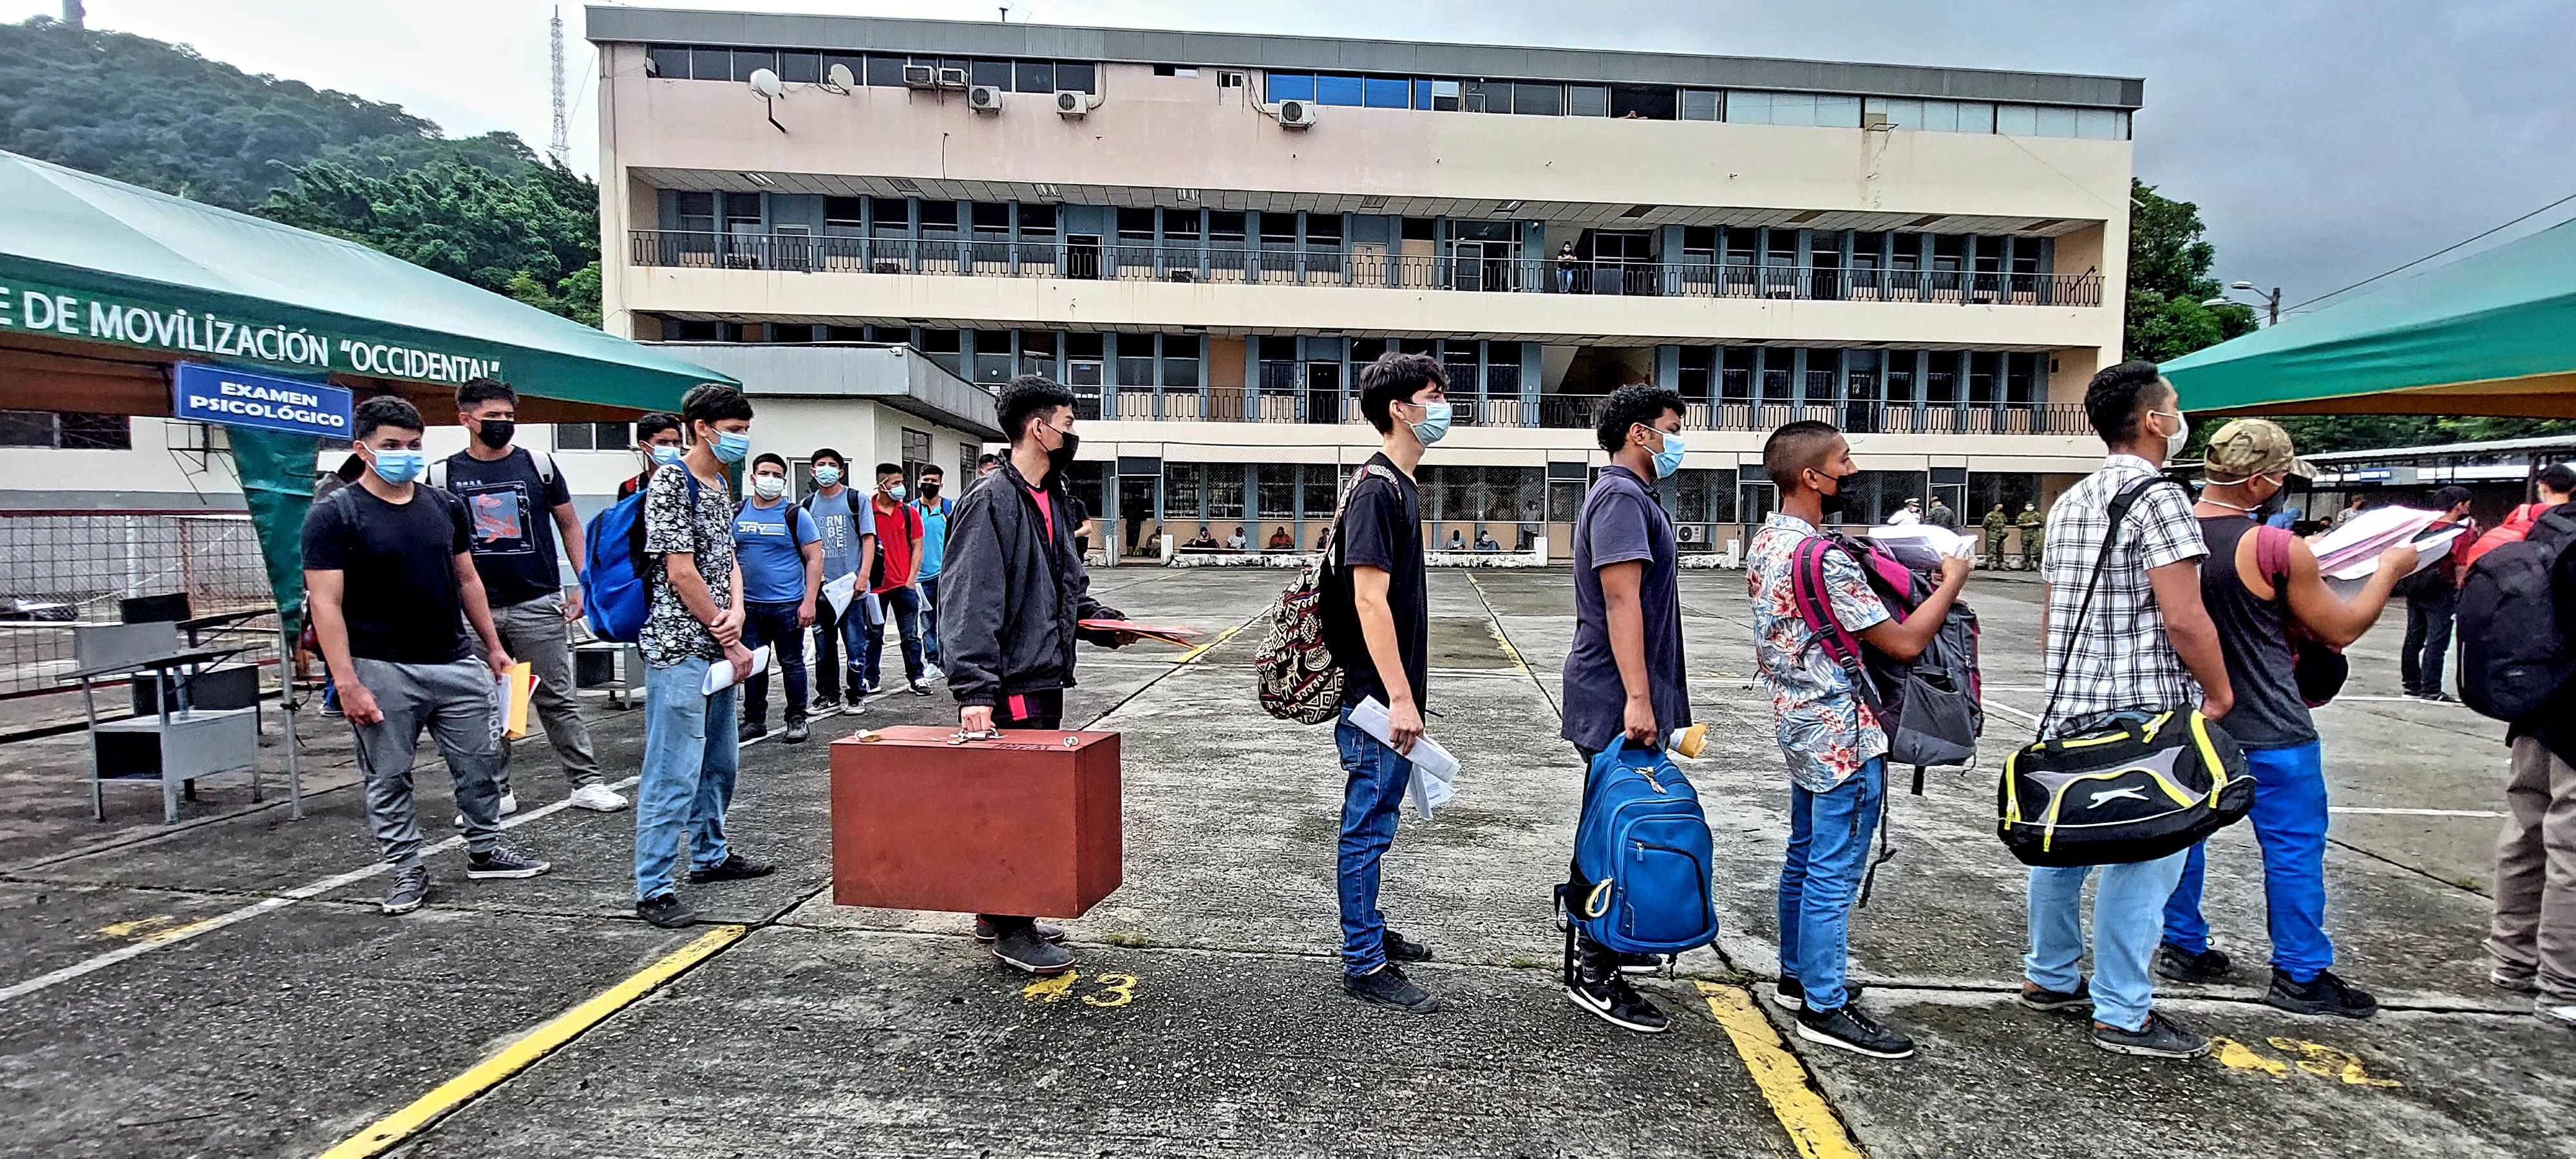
0,511,281,699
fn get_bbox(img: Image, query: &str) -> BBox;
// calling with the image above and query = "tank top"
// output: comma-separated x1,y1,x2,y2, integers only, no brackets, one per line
2196,514,2315,749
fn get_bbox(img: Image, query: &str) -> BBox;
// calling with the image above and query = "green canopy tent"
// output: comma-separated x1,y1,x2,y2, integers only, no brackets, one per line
2164,217,2576,420
0,149,732,629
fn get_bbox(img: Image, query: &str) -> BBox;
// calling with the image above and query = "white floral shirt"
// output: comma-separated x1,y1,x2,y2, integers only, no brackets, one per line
1747,513,1892,791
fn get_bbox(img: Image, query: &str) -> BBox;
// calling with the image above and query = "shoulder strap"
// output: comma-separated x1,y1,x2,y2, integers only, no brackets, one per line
2253,523,2293,592
1325,464,1399,569
2033,475,2173,737
1790,536,1890,722
528,448,558,489
426,456,448,489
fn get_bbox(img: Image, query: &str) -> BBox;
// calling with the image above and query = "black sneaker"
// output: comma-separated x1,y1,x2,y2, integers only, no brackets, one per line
862,681,881,695
974,918,1068,943
2020,977,2094,1013
1795,1004,1917,1059
2266,969,2379,1019
1567,970,1670,1033
379,865,428,915
811,695,842,713
636,894,698,928
991,927,1075,974
783,721,811,744
2492,968,2541,995
1382,928,1433,964
2092,1011,2209,1059
2156,943,2235,984
464,844,551,880
739,721,768,744
687,853,775,883
1774,975,1870,1012
907,681,933,697
1344,964,1443,1013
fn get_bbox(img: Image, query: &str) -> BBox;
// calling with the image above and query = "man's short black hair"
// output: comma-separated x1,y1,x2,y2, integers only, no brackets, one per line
2083,361,2169,446
1763,419,1844,491
810,447,844,469
873,463,902,480
752,452,786,472
455,377,516,410
2539,464,2576,496
353,395,424,440
998,373,1077,442
1358,353,1446,434
977,453,1001,469
919,463,944,478
681,382,754,426
2435,485,2473,510
636,412,682,443
1594,383,1687,453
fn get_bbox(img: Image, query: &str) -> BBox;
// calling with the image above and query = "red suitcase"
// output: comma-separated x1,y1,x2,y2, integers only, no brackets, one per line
829,726,1122,918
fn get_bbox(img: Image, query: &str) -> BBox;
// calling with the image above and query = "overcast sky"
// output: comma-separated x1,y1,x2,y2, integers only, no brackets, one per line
12,0,2572,314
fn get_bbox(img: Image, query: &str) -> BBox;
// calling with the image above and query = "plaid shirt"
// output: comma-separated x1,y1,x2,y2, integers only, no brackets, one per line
2037,455,2208,739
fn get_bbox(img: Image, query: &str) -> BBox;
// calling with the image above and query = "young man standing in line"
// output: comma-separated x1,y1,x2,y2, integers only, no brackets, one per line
305,395,550,916
865,463,930,697
913,464,954,669
2157,419,2414,1017
619,412,684,500
938,374,1130,974
2491,466,2576,1033
633,384,775,929
1560,384,1696,1033
1748,420,1970,1059
733,453,822,744
1325,352,1448,1015
438,378,625,815
2025,361,2235,1059
2400,485,2479,702
800,448,875,712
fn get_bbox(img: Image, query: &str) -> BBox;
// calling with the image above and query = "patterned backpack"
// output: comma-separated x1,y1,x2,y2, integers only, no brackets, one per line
1255,464,1396,723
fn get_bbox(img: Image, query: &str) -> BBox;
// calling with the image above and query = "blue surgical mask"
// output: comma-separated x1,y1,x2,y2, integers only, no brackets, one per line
887,484,908,501
1410,400,1452,446
1651,429,1686,479
712,430,750,464
812,466,841,487
370,449,425,485
649,444,684,467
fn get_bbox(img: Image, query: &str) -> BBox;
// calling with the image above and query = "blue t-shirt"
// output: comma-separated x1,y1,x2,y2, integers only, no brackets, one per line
915,497,952,579
732,498,818,605
804,488,875,581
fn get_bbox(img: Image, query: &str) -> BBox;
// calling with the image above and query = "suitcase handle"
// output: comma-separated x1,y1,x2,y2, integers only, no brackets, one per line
948,729,1003,744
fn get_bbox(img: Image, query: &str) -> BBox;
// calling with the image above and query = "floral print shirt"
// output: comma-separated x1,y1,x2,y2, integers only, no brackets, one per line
1747,513,1893,791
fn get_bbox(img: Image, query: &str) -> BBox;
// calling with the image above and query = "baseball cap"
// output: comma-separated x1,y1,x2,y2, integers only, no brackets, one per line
2202,418,2315,481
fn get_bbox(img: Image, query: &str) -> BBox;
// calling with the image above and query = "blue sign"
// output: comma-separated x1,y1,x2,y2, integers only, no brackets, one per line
172,363,352,440
2354,468,2393,482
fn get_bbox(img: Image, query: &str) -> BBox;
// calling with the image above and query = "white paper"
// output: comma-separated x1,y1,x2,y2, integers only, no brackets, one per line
702,645,772,695
2322,524,2464,582
820,573,858,617
861,590,884,627
1347,697,1460,820
2312,505,2439,575
1868,523,1976,569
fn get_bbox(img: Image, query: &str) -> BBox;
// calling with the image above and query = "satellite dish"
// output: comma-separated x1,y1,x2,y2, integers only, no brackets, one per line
748,68,784,99
826,62,856,90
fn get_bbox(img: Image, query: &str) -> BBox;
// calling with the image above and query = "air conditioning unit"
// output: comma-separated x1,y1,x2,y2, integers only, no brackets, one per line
967,84,1005,113
935,66,969,90
1862,111,1891,130
1054,90,1095,118
901,64,937,88
1273,99,1318,129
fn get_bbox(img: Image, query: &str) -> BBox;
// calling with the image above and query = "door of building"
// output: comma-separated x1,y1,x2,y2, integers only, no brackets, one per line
1305,361,1342,424
1118,475,1160,557
1587,230,1654,296
1066,234,1103,279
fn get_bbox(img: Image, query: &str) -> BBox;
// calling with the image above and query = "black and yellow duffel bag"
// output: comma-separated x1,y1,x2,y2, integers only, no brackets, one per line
2000,708,2250,867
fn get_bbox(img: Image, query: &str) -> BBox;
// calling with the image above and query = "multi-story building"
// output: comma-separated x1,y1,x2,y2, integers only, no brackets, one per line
587,8,2139,559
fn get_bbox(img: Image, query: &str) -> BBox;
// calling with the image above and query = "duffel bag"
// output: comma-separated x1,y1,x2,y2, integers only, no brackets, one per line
1999,709,2249,867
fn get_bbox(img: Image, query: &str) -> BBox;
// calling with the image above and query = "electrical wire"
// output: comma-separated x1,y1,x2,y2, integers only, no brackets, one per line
2280,191,2576,315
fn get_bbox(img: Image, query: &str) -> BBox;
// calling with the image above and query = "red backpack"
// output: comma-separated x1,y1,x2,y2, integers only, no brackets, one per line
2461,503,2550,571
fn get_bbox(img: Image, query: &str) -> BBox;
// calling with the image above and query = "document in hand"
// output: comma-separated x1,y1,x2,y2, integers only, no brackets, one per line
1075,619,1204,647
1346,696,1459,820
702,646,772,695
495,662,535,740
2322,523,2466,587
2312,505,2438,576
820,573,858,618
1866,523,1976,570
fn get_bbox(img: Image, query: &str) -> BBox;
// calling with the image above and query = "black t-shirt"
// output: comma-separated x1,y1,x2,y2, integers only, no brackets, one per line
1327,453,1428,711
440,448,572,607
302,484,474,664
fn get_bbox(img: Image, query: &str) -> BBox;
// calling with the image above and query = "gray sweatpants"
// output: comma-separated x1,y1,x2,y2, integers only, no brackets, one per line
2491,735,2576,1007
348,656,506,868
471,593,601,794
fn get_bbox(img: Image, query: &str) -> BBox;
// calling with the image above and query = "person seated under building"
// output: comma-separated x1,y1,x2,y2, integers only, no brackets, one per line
1184,526,1220,552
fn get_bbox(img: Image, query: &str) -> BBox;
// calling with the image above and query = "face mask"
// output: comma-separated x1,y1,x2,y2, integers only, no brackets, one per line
2154,410,2190,460
711,429,750,464
812,465,840,487
1812,468,1857,518
753,475,786,500
648,444,685,467
370,448,426,485
473,419,515,450
1048,428,1081,476
918,482,940,498
886,484,907,501
1408,400,1452,446
1647,428,1685,480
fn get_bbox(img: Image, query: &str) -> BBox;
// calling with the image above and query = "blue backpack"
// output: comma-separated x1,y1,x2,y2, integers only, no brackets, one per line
1557,738,1718,972
582,471,698,643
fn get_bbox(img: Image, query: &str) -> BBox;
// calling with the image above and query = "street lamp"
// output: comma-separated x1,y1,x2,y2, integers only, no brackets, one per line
2203,280,2282,326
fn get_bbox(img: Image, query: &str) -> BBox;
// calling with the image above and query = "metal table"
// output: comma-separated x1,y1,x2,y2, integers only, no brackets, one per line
65,621,301,824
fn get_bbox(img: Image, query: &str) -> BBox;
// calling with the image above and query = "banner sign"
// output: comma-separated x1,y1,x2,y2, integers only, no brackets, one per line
0,273,506,386
173,362,353,440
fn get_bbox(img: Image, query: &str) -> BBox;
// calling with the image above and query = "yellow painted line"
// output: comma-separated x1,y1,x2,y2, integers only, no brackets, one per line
318,923,747,1158
1697,982,1865,1159
1463,575,1531,675
1177,617,1253,664
95,914,181,941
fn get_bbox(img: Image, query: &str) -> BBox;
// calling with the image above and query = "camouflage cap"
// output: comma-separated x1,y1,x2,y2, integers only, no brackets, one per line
2202,417,2315,480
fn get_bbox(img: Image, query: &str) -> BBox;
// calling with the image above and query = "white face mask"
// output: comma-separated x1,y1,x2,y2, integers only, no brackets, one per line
2153,409,2190,460
753,475,786,500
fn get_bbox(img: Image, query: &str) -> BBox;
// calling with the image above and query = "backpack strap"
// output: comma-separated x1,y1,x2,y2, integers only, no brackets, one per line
1324,464,1399,572
2253,523,2294,593
2034,475,2179,739
1790,536,1891,725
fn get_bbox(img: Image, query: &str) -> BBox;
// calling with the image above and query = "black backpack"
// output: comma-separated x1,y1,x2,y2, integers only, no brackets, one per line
2458,505,2576,722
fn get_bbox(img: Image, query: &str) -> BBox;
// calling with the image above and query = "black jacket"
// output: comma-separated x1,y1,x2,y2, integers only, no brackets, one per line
935,458,1120,708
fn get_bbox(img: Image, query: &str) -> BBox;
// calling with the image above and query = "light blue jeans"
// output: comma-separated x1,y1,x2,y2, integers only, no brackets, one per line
1777,759,1885,1012
1335,710,1414,976
634,656,740,902
2026,849,2191,1032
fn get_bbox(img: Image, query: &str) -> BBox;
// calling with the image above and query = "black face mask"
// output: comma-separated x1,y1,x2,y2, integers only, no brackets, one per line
1813,469,1857,518
1046,429,1080,478
918,482,940,499
475,419,515,449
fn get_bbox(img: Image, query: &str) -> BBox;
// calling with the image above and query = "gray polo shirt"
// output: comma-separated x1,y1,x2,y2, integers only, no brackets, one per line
1560,464,1691,751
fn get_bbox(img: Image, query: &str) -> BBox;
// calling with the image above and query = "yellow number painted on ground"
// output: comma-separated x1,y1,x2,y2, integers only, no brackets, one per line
2211,1037,2290,1078
1020,972,1080,1003
2211,1036,2400,1089
1083,972,1138,1008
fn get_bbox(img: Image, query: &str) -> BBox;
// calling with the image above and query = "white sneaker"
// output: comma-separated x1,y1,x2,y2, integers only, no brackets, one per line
2543,1004,2576,1030
453,792,520,829
567,783,630,813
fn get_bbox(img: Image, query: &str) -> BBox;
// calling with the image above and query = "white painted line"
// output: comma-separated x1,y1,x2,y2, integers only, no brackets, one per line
1984,699,2040,724
2332,807,2508,819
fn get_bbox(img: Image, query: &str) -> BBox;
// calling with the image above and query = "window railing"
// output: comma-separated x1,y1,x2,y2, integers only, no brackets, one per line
629,231,2106,307
1066,390,2092,435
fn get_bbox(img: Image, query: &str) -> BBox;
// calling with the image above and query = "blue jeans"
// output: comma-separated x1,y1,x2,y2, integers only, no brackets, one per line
739,600,808,727
2026,849,2190,1032
862,584,925,689
810,588,868,702
1335,710,1414,975
1777,759,1884,1012
2162,740,2333,981
918,574,942,666
634,657,741,902
2401,589,2457,695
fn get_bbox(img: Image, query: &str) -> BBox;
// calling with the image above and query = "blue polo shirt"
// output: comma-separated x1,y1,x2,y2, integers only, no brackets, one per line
915,496,952,580
731,496,818,605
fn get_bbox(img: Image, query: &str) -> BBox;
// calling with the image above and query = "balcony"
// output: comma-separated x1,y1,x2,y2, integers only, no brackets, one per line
1071,390,2092,435
627,231,2105,308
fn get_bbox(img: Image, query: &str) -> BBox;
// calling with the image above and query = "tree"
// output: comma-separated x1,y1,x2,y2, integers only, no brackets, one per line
260,154,603,326
2126,179,2258,364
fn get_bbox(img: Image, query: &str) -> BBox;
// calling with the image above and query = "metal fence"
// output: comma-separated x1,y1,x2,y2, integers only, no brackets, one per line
0,511,281,699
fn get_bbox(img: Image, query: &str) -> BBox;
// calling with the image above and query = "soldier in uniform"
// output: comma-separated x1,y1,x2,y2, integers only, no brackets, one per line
1982,503,2011,570
2015,501,2045,571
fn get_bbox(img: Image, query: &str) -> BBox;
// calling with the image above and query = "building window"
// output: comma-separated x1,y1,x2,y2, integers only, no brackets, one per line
1266,72,1315,103
1314,75,1364,106
900,428,932,484
0,410,129,449
553,422,633,451
1726,91,1861,127
1680,88,1720,121
1565,84,1609,117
